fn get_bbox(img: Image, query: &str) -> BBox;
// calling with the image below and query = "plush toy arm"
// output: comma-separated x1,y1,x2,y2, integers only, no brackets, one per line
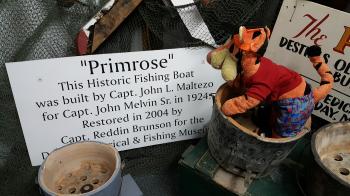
222,95,260,116
305,45,334,103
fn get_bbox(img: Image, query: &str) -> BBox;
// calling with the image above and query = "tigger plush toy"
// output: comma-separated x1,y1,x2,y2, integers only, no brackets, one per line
207,26,334,138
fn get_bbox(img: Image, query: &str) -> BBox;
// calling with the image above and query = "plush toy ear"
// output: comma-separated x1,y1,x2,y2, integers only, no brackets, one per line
250,31,266,52
239,26,245,43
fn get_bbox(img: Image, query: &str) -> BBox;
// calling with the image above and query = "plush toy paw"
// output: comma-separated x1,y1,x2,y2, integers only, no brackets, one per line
305,45,321,57
221,55,238,81
207,38,238,81
207,47,230,69
221,99,236,116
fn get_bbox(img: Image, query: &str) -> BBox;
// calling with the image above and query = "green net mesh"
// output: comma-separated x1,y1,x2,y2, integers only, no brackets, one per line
0,0,285,195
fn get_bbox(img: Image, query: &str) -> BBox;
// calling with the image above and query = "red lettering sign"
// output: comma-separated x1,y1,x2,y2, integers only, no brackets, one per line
333,26,350,54
293,14,329,45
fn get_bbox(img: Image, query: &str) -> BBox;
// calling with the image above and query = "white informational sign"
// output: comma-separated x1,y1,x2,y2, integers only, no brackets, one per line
6,48,224,166
265,0,350,122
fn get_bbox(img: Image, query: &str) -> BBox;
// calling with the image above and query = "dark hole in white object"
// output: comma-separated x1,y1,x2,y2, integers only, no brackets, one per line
80,184,94,193
334,154,343,161
92,179,99,184
339,168,350,176
69,187,76,194
101,168,107,174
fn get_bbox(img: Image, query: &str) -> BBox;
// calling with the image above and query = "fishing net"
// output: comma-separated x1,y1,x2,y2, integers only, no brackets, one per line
0,0,285,195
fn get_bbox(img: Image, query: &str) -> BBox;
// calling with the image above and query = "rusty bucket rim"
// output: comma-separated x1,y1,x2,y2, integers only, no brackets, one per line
38,141,122,195
311,122,350,188
215,82,310,144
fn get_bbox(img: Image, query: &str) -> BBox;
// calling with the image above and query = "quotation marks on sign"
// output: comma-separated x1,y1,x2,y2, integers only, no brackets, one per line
168,53,174,60
79,54,175,75
81,60,87,67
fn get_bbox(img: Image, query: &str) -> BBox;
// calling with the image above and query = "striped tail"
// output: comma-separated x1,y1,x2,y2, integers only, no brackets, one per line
306,45,334,103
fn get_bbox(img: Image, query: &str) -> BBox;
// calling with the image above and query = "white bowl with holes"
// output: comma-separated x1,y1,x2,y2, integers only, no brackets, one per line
38,141,122,196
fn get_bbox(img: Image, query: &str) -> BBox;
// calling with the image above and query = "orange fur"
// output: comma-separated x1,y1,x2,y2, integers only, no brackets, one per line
222,95,260,115
208,26,333,116
309,58,334,103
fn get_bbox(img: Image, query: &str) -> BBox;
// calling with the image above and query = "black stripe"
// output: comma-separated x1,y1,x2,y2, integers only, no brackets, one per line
244,94,248,99
320,81,330,85
314,62,322,70
300,74,349,98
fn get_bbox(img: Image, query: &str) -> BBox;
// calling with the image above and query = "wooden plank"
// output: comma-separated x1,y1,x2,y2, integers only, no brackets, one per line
91,0,143,52
76,0,143,55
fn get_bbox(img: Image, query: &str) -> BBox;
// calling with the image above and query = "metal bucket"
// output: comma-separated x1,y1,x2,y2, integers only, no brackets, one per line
208,83,310,177
306,122,350,196
38,141,122,196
